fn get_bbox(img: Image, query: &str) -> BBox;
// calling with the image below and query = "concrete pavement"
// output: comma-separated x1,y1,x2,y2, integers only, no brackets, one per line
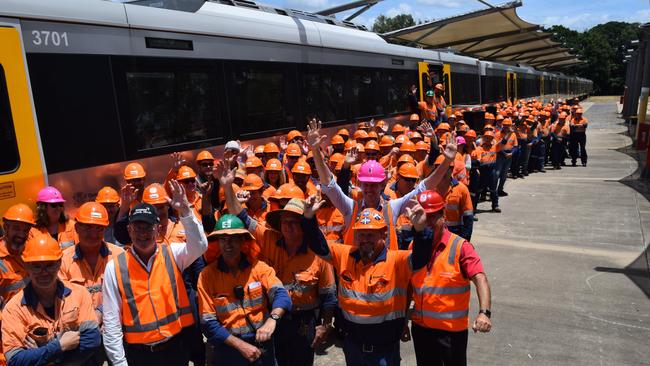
314,99,650,366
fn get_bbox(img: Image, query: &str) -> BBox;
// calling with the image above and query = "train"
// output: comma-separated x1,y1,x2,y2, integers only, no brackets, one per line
0,0,592,215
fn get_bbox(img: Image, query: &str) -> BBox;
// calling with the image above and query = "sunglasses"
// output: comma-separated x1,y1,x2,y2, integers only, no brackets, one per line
199,162,214,168
179,179,196,185
403,177,417,183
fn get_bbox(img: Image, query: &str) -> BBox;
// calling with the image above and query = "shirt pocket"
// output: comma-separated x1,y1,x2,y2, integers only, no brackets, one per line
246,282,264,310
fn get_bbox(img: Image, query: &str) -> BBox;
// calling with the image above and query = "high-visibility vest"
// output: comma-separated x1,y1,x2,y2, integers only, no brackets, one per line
343,199,398,250
418,101,437,121
114,245,193,344
411,233,470,331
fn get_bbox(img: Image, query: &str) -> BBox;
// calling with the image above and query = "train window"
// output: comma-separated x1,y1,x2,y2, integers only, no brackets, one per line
125,69,219,150
386,70,415,114
320,67,347,122
228,62,297,136
350,68,384,118
0,65,20,174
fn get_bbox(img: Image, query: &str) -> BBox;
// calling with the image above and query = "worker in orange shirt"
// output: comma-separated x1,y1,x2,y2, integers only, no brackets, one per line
291,161,318,198
59,202,124,325
116,162,147,221
494,118,518,196
32,187,78,249
308,119,456,251
198,214,291,366
195,150,220,214
263,143,282,165
102,180,208,366
218,164,337,366
550,113,571,170
315,194,346,243
95,186,122,246
384,163,419,249
436,160,474,241
0,204,34,304
301,194,435,365
473,131,500,213
410,190,492,366
415,88,437,124
1,236,101,365
432,83,447,123
569,108,588,166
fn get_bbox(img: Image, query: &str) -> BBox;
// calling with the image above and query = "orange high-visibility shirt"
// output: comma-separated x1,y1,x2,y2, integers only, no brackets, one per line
495,131,518,153
316,206,345,243
444,181,473,228
0,241,28,304
31,220,78,250
59,242,125,312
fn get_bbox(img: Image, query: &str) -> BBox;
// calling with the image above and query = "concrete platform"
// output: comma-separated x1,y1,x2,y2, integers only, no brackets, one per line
314,100,650,366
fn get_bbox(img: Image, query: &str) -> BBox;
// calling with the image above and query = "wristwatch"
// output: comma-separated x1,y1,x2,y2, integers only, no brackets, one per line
479,309,491,318
270,313,281,321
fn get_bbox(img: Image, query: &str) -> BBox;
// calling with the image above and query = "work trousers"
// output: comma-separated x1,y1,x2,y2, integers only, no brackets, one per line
125,332,190,366
495,154,511,193
468,168,481,211
509,146,520,177
342,337,401,366
412,324,468,366
551,138,566,167
275,310,317,366
520,142,531,174
529,140,545,171
478,165,498,209
212,338,277,366
570,132,587,164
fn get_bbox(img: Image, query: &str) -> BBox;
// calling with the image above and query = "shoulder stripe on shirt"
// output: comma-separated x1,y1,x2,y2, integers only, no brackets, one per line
448,235,464,265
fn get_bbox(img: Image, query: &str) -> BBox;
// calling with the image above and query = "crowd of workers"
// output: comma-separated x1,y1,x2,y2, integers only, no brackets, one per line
0,90,588,366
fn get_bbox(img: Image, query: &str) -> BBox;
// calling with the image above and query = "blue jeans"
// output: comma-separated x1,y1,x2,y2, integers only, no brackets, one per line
343,337,400,366
495,154,511,193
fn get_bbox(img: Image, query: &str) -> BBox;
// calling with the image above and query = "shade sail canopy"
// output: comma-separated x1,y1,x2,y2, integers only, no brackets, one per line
381,0,582,70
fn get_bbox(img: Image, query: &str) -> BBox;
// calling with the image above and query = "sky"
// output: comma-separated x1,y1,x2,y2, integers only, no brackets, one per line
258,0,650,31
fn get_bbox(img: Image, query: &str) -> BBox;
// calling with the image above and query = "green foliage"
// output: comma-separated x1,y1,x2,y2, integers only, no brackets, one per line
372,14,415,34
547,22,642,95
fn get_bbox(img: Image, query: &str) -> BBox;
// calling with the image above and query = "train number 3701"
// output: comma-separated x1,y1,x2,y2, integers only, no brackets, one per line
31,30,69,47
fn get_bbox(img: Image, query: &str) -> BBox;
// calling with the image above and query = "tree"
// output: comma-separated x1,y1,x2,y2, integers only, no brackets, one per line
372,14,415,34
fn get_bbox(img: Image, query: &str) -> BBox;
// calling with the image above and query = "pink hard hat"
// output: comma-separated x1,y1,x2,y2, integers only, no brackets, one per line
37,186,65,203
357,160,386,183
456,136,466,145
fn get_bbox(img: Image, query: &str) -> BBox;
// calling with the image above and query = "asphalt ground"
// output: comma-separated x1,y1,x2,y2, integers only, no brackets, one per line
314,100,650,366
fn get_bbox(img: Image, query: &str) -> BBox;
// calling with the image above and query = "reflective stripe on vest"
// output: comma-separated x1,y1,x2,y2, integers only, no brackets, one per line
341,309,406,324
0,278,29,294
116,247,192,335
340,286,407,303
343,199,397,250
411,233,470,331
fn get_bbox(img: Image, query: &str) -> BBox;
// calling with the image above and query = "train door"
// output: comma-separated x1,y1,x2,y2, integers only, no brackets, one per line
418,61,452,112
506,71,517,104
539,75,544,100
0,26,46,217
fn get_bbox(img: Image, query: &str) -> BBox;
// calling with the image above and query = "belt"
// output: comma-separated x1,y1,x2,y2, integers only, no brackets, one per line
126,334,182,353
349,338,397,354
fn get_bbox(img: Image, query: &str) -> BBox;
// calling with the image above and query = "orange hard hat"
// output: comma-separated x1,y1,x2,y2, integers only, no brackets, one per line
559,112,567,120
353,208,387,231
364,140,380,151
264,142,281,154
271,183,304,201
22,235,62,262
397,154,415,166
357,122,368,130
124,162,146,180
254,145,265,155
265,158,283,172
235,169,247,181
337,128,350,137
245,156,263,169
496,114,504,121
242,174,264,191
483,130,495,138
395,134,409,144
465,130,477,139
435,83,444,91
291,160,312,175
344,140,356,151
376,120,386,128
400,140,416,153
195,150,214,162
75,201,109,227
3,203,35,225
392,124,405,134
353,130,369,140
285,143,302,157
95,186,120,204
436,123,450,132
176,166,197,181
457,124,469,132
368,131,378,140
454,111,463,118
484,124,494,130
355,143,365,153
434,155,446,166
415,141,429,151
329,153,345,165
502,118,513,126
410,113,420,121
142,183,169,205
485,112,494,120
331,135,345,145
576,109,583,114
418,190,445,214
398,163,419,179
379,135,394,147
287,130,303,141
410,131,423,140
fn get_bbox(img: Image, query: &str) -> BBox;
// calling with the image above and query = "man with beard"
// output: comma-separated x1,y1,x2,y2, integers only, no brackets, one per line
0,204,35,303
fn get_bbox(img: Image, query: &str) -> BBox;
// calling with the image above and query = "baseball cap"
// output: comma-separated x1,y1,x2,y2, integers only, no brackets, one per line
129,203,160,225
225,140,241,152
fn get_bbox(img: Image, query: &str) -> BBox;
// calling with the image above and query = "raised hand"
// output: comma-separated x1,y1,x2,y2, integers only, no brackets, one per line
215,160,236,187
120,183,138,204
171,152,186,170
421,121,435,139
307,119,328,148
303,194,325,219
443,131,458,160
168,179,191,217
236,190,250,204
198,180,213,195
404,198,427,231
344,147,358,166
279,135,288,151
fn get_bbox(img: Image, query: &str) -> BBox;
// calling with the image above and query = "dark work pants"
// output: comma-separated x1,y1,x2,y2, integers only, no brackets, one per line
275,311,316,366
570,132,587,164
412,324,468,366
212,339,277,366
478,165,498,209
342,337,401,366
551,138,565,167
468,168,481,211
125,333,190,366
520,142,531,174
509,146,520,176
495,154,511,193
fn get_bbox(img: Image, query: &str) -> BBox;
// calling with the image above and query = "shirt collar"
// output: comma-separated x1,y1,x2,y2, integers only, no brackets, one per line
276,237,308,255
450,178,459,187
350,245,387,264
73,242,112,260
21,281,71,309
217,255,250,273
